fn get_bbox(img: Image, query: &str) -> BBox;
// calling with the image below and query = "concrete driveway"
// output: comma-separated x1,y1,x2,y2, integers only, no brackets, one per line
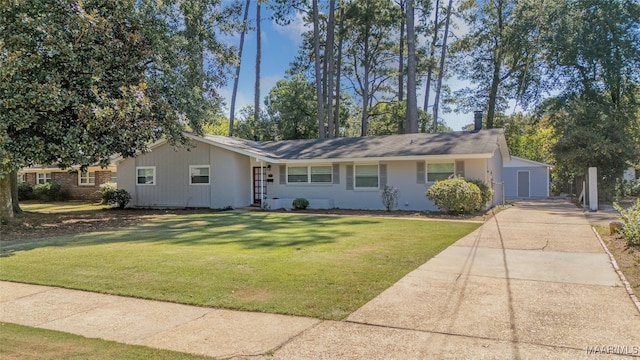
2,200,639,359
273,200,640,359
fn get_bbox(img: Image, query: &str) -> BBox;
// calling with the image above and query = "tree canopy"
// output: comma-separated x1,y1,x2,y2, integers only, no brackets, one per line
0,0,239,221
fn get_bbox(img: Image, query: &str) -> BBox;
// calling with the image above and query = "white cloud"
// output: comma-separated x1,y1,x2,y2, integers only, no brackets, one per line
261,74,284,94
272,11,309,46
219,87,252,118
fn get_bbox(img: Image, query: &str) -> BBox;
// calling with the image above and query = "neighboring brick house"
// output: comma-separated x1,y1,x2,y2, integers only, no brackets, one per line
18,164,117,201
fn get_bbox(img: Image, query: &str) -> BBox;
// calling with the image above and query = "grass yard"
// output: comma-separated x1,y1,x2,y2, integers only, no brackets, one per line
0,322,213,360
0,212,479,320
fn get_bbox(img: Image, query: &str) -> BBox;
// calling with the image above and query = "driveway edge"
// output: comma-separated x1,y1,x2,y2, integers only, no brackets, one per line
592,227,640,314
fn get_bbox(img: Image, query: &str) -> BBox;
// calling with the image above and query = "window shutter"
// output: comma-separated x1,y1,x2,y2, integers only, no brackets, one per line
416,162,425,184
455,160,465,178
279,165,286,184
332,163,340,184
346,165,354,190
379,164,387,187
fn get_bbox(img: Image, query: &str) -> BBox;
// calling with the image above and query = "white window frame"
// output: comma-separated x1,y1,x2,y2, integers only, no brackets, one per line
17,173,26,183
189,165,210,185
287,166,309,183
78,170,95,186
110,172,117,183
354,164,379,189
136,166,156,186
426,162,455,182
287,165,333,184
310,165,332,183
37,172,51,184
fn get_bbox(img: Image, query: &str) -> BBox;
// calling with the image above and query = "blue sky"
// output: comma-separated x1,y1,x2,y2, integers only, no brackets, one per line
218,6,475,132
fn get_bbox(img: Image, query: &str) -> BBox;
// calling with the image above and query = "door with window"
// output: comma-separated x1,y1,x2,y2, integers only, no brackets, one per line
253,167,267,204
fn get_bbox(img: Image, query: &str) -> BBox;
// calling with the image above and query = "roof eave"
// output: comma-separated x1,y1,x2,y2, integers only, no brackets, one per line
279,153,494,164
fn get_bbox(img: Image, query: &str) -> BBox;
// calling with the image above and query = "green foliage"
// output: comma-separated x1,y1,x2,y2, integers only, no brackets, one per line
265,74,318,140
292,198,310,210
426,177,483,214
101,183,130,209
17,182,33,201
33,183,63,202
467,179,494,206
617,179,640,198
233,106,276,141
381,185,400,211
614,199,640,246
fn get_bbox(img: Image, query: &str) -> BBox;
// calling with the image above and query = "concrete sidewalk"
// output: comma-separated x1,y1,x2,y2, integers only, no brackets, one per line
2,200,639,359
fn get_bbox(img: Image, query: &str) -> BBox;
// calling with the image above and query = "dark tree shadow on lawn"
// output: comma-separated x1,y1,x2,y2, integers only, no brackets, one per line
0,212,381,257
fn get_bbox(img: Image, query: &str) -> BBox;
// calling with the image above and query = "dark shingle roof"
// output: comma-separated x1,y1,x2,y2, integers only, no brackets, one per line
200,129,507,162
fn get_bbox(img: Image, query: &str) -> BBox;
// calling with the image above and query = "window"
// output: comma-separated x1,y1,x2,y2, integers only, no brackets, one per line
287,166,332,183
17,173,26,183
190,165,210,185
37,173,51,184
79,171,95,186
427,163,454,182
136,167,155,185
355,165,379,188
310,166,332,183
110,172,117,183
287,166,308,183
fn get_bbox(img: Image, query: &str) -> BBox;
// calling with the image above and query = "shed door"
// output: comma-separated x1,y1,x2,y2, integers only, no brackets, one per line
517,171,530,197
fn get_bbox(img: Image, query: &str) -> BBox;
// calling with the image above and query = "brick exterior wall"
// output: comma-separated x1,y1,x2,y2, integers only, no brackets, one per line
22,170,113,201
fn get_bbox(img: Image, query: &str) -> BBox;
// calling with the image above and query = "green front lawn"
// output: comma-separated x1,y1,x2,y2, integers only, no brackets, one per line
0,322,214,360
0,212,479,320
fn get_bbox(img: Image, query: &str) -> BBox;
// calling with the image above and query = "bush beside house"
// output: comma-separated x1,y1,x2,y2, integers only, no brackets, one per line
426,177,484,215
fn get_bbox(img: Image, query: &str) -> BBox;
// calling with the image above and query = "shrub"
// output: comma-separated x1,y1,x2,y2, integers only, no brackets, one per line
100,182,118,205
292,197,309,210
33,182,62,201
381,185,400,211
100,183,130,209
467,179,494,206
110,189,131,209
17,182,33,201
614,199,640,246
426,177,482,215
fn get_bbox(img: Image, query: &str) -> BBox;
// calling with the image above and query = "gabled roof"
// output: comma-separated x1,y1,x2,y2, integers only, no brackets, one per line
259,129,509,162
195,129,509,163
117,129,510,164
504,156,553,168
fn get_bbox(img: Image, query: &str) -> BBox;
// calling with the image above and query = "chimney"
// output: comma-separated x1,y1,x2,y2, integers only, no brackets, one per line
473,111,483,131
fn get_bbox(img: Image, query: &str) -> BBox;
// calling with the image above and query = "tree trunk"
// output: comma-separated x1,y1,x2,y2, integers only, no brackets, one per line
10,171,22,214
397,0,405,134
361,34,370,137
0,173,13,225
325,0,336,138
433,0,453,133
254,0,261,138
405,0,418,133
312,0,326,139
334,8,345,138
424,0,439,122
229,0,251,137
486,1,505,129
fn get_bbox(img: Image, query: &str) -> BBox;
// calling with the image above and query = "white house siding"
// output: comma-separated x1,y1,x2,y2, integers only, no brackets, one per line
263,159,492,211
504,166,549,198
210,147,251,208
118,141,251,208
